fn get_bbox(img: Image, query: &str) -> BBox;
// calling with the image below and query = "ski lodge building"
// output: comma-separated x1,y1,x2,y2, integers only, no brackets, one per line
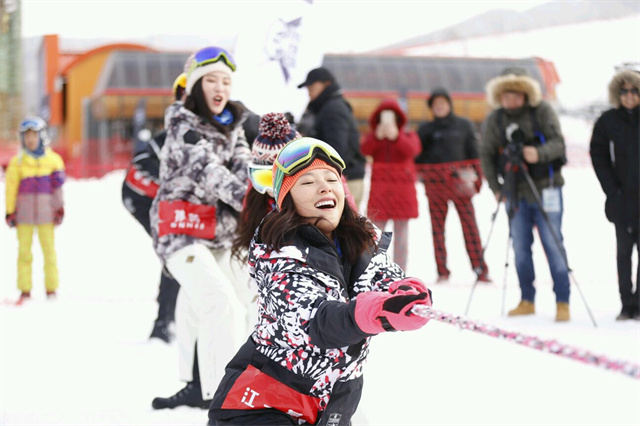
7,36,560,177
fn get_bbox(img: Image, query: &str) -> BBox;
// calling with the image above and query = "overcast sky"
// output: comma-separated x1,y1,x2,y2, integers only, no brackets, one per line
20,0,550,53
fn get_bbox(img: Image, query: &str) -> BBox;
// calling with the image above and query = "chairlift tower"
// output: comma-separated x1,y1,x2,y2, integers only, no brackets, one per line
0,0,22,145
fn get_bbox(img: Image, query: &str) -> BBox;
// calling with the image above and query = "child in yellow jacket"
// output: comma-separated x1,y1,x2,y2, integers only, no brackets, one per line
5,116,65,303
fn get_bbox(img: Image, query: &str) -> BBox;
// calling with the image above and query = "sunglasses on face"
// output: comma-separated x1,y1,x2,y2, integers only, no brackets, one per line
248,163,273,194
619,88,640,96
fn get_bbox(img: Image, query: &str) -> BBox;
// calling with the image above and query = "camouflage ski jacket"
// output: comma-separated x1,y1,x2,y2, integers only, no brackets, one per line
150,102,250,261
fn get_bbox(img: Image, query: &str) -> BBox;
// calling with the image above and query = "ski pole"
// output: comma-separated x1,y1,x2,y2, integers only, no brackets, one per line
411,305,639,380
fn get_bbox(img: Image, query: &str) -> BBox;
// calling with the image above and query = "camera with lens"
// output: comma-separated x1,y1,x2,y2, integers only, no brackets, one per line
504,123,526,162
495,123,528,185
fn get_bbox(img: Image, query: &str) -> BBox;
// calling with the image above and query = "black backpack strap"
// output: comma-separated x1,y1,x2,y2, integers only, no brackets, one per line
497,108,507,147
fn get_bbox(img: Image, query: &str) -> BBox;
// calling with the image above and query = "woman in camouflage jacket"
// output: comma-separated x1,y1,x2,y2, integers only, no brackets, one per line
150,46,254,409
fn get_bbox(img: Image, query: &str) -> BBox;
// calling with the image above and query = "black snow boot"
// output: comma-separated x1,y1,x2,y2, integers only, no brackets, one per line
149,320,173,343
151,381,211,409
616,306,635,321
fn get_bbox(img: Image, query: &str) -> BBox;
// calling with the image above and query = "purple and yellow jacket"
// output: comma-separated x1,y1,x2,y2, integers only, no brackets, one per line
5,148,65,225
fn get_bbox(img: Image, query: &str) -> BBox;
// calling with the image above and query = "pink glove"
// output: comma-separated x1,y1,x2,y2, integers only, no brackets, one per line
354,289,432,335
54,207,64,226
5,213,16,228
388,277,429,295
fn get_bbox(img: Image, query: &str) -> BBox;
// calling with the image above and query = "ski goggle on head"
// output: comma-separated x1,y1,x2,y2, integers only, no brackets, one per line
272,137,346,204
19,116,46,133
189,46,237,74
248,163,273,195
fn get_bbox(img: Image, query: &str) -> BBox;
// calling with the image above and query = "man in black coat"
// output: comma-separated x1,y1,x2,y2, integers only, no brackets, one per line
590,68,640,320
297,67,366,209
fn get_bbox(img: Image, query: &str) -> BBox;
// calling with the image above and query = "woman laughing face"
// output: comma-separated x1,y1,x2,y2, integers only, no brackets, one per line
290,167,345,238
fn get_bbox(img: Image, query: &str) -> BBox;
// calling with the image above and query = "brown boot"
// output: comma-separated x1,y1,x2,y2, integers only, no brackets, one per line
556,302,570,322
508,300,535,316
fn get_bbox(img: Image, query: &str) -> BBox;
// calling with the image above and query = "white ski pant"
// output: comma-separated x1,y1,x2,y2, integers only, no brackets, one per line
166,243,256,400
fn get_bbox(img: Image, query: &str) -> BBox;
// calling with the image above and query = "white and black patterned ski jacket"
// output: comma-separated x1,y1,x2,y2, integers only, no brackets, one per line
150,102,250,262
209,223,405,425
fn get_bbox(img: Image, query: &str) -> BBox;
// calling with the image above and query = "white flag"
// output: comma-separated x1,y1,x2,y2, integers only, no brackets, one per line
231,0,323,120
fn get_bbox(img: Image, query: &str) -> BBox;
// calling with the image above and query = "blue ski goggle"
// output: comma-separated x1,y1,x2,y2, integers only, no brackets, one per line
20,117,46,133
189,46,237,74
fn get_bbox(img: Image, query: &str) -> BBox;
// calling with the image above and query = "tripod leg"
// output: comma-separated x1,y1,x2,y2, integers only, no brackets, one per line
501,235,513,317
569,271,598,327
464,280,479,317
464,192,503,316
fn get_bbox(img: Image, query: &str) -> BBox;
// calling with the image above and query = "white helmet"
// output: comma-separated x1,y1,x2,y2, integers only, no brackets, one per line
19,116,50,148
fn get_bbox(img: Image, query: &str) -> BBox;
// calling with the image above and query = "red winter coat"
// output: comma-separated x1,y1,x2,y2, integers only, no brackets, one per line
361,100,421,221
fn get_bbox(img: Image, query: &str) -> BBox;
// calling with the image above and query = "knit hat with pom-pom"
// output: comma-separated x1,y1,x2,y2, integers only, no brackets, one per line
251,112,301,166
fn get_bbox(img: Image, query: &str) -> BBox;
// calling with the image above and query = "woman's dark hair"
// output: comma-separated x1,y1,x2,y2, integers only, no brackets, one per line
231,188,273,263
259,193,376,264
184,77,243,136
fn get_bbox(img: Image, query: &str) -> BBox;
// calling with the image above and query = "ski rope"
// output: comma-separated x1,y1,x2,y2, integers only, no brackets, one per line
411,305,640,380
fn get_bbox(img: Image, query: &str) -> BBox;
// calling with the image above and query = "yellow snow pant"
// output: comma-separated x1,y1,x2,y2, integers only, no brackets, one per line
17,223,59,293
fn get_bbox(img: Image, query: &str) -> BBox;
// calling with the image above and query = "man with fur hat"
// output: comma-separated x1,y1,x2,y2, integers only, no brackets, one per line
590,68,640,320
480,67,570,322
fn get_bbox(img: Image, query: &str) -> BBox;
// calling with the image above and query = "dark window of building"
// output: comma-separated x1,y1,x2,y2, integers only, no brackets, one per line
121,55,142,88
146,55,165,88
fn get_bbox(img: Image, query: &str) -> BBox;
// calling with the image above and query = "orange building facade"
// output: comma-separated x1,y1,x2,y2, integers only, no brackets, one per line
2,36,560,179
17,35,189,177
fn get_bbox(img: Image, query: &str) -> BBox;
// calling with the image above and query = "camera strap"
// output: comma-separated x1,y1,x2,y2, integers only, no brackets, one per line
529,108,555,184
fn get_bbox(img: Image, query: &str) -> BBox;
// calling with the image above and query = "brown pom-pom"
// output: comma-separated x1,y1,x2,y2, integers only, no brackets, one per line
258,112,291,140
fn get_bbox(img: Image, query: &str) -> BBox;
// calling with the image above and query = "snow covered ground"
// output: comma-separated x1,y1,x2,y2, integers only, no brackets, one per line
1,115,638,425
